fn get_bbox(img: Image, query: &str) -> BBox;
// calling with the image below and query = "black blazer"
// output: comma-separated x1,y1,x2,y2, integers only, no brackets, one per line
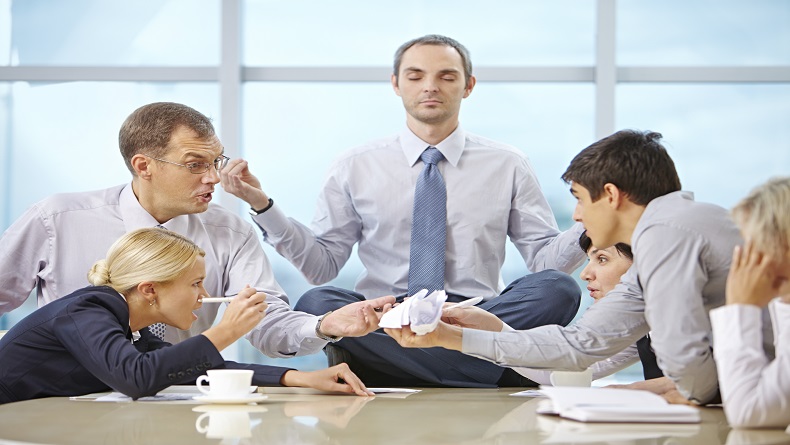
0,286,292,404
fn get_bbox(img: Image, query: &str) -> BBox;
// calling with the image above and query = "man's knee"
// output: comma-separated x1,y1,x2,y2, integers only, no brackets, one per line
502,270,581,327
537,270,581,325
293,286,359,315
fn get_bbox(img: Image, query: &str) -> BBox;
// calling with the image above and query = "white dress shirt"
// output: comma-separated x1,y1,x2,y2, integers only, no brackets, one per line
0,184,325,357
462,191,758,404
253,126,585,299
712,299,790,428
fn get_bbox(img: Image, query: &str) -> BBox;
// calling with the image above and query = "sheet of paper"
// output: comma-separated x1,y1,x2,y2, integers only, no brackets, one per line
71,392,198,402
538,416,700,443
378,289,447,335
260,387,420,396
510,389,546,398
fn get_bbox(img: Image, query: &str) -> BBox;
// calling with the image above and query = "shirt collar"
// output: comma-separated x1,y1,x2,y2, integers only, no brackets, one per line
399,125,465,168
119,183,189,234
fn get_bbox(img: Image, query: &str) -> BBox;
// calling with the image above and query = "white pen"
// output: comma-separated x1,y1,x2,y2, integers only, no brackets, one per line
198,297,234,303
444,296,484,310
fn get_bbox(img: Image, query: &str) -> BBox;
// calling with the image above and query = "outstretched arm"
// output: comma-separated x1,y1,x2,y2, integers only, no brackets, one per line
318,295,396,338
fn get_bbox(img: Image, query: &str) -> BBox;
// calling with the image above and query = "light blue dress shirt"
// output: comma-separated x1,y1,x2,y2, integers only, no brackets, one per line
253,126,585,299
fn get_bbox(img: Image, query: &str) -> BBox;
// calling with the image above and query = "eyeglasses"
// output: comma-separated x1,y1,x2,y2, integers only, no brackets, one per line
150,155,230,174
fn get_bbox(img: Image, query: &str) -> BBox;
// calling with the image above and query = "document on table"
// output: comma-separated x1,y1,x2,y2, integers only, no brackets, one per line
537,415,701,443
510,389,545,397
260,387,420,398
536,387,700,423
69,385,202,402
70,392,197,402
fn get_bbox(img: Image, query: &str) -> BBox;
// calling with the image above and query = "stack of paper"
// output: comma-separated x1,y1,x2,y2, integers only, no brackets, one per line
378,289,447,335
537,387,700,423
537,416,700,443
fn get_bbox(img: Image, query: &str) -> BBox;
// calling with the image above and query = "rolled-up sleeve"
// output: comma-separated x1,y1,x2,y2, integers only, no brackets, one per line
225,226,328,357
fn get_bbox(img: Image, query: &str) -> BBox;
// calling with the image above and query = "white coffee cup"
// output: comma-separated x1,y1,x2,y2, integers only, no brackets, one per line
196,369,254,398
549,368,593,387
195,411,252,439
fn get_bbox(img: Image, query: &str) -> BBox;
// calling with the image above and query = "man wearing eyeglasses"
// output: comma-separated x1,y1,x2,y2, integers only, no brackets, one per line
0,102,393,357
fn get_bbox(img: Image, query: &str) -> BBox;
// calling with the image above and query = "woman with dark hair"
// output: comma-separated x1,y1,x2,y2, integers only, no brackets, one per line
510,231,663,384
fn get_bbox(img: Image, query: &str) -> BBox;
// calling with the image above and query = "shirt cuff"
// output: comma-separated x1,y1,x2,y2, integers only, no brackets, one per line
298,315,329,346
251,203,290,240
461,328,498,361
711,304,762,352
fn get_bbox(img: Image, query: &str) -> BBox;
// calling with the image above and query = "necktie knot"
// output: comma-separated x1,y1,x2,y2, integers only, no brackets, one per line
420,147,443,166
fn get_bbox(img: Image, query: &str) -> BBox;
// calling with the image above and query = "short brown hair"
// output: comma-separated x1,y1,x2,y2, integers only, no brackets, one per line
562,130,681,206
393,34,473,88
118,102,215,174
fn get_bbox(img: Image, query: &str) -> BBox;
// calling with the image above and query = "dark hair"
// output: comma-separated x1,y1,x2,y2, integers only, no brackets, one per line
578,231,633,261
393,34,473,88
561,130,681,206
118,102,216,175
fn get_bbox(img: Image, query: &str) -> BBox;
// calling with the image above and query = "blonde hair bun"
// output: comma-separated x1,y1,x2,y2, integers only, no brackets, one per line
87,260,111,286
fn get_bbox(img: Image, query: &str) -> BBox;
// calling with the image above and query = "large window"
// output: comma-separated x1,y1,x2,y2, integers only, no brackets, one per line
1,0,788,376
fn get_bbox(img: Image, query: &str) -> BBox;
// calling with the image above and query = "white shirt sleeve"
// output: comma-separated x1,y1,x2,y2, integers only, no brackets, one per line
462,274,649,373
251,164,360,286
0,205,48,314
508,157,586,274
504,326,640,384
231,226,329,358
636,224,720,403
711,300,790,428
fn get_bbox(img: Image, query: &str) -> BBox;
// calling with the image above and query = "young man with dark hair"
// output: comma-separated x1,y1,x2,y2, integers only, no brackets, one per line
387,129,762,404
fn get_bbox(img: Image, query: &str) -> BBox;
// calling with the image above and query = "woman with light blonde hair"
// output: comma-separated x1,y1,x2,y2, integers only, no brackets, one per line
711,176,790,429
0,228,372,404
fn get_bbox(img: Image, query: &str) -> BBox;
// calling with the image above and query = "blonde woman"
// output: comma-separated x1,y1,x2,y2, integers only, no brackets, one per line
0,228,372,404
711,176,790,428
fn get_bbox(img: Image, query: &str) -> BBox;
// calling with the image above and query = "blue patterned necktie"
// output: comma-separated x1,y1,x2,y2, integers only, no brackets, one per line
408,147,447,296
147,225,168,341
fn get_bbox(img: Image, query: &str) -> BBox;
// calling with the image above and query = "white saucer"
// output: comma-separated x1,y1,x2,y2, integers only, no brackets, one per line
193,394,269,404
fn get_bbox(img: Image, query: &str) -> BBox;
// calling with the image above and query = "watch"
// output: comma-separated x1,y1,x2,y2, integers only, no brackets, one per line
315,311,342,343
249,198,274,216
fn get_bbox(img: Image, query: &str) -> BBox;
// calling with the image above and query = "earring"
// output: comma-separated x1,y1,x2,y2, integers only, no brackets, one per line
149,299,155,306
